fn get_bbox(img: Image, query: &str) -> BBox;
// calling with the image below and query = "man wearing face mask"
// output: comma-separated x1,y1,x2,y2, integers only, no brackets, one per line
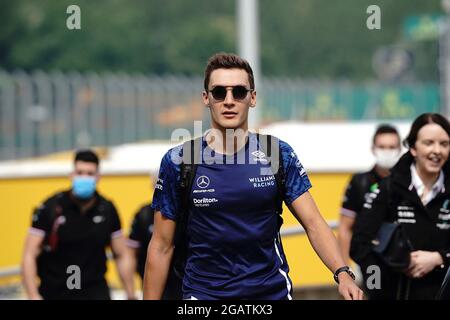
21,149,136,300
338,125,402,268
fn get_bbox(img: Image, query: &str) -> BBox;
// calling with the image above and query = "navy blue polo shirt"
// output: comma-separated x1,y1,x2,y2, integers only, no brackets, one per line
151,133,311,300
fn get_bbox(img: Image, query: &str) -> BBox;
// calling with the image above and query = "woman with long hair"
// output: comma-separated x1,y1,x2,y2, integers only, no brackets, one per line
351,113,450,299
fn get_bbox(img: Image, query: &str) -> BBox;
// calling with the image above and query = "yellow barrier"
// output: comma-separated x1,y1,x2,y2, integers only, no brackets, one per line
0,172,351,288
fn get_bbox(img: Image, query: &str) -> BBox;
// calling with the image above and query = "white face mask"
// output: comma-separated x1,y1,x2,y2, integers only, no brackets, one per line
374,148,400,169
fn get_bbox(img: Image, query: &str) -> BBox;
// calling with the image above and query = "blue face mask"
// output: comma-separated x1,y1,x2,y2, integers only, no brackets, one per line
72,176,97,199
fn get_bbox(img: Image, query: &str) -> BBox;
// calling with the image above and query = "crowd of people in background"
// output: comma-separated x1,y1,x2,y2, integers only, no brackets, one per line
20,114,450,300
19,53,450,300
339,114,450,300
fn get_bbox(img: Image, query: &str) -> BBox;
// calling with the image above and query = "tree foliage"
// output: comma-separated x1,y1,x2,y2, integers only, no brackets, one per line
0,0,442,80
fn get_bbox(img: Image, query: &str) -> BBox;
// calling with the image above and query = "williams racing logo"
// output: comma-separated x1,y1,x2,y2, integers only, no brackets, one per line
249,175,276,188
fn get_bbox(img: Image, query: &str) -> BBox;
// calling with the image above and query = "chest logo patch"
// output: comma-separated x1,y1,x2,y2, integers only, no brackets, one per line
440,199,450,214
93,216,105,224
251,150,268,163
396,206,416,224
249,175,276,188
56,216,66,226
196,176,210,189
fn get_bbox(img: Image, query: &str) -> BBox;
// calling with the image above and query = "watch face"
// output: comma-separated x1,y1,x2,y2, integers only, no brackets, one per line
348,269,356,280
334,266,355,283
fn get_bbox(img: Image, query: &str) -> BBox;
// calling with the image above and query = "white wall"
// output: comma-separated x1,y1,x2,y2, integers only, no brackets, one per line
0,121,413,178
263,121,411,172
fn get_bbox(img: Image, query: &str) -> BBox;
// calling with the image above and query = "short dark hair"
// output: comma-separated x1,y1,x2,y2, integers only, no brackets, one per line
404,113,450,149
373,124,400,145
74,149,99,166
204,52,255,91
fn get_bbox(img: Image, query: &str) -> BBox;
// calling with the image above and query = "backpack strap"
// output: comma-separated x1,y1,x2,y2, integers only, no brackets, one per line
256,133,285,218
179,137,202,217
172,137,202,277
178,137,202,225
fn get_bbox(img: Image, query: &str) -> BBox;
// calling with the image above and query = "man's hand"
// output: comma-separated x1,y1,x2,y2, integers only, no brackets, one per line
337,273,364,300
406,250,443,279
288,193,364,300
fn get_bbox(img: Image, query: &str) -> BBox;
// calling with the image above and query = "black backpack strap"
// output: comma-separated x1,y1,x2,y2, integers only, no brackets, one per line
172,137,202,278
256,134,285,218
178,137,202,224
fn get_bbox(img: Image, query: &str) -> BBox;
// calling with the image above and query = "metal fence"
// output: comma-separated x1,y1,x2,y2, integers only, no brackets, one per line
0,70,441,161
261,78,440,123
0,71,210,160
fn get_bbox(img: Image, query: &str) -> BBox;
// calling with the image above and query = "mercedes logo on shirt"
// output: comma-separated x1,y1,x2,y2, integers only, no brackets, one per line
93,216,105,224
196,175,210,189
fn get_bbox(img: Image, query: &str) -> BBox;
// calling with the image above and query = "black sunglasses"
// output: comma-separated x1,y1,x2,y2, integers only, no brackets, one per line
208,85,252,101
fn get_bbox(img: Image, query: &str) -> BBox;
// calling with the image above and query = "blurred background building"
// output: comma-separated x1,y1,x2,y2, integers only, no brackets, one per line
0,0,447,299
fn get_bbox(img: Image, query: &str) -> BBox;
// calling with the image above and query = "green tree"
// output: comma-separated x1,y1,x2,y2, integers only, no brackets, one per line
0,0,443,80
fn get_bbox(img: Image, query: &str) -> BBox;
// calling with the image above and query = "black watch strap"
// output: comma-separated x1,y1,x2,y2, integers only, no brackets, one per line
333,266,355,284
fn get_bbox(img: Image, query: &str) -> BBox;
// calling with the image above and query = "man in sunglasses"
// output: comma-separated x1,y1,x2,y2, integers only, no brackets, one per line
143,52,363,300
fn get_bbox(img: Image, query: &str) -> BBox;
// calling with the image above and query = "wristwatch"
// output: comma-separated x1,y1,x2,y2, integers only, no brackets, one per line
333,266,355,284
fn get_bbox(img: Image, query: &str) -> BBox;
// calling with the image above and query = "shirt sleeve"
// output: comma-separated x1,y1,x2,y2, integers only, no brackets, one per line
128,209,144,248
279,141,312,205
150,146,182,221
30,202,53,237
109,202,122,239
340,175,360,218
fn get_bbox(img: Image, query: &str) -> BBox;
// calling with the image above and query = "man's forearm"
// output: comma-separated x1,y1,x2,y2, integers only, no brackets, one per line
306,219,347,273
337,226,352,265
115,254,135,299
22,254,41,299
143,246,173,300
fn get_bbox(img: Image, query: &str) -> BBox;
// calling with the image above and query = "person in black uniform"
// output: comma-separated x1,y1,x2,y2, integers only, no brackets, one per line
21,149,136,300
127,202,182,299
351,113,450,300
338,124,402,264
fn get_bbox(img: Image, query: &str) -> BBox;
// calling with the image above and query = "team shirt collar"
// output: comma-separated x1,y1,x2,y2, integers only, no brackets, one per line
409,164,445,205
